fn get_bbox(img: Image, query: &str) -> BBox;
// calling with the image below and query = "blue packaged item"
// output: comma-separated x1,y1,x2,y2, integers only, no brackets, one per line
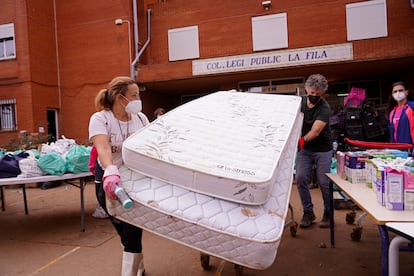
345,152,372,169
384,149,408,159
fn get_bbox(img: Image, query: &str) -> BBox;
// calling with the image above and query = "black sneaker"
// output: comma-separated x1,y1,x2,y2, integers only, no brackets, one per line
40,181,62,190
319,212,330,228
300,210,316,228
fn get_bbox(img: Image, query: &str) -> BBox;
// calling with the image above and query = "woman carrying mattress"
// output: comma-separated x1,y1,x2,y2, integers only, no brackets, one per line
88,76,149,276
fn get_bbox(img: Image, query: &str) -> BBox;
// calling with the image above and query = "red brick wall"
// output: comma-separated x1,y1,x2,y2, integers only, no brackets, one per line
26,0,60,139
55,0,135,143
139,0,414,83
1,0,413,145
0,0,31,145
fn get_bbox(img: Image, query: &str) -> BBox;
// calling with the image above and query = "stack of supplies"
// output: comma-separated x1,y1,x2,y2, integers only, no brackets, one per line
336,149,414,211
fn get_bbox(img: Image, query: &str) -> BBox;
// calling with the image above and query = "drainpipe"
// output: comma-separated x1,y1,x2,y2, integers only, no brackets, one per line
53,0,61,109
53,0,61,138
131,9,151,80
132,0,139,62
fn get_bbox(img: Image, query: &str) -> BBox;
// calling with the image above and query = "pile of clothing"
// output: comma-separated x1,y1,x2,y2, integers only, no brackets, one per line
0,136,91,180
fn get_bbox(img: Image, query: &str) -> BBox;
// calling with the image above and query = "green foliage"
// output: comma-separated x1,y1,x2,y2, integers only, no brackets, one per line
1,134,50,151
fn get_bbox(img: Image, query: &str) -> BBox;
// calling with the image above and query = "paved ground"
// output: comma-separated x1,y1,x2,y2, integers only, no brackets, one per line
0,179,413,276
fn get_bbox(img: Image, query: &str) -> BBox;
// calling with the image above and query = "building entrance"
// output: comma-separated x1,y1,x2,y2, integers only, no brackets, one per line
47,109,58,142
238,77,304,96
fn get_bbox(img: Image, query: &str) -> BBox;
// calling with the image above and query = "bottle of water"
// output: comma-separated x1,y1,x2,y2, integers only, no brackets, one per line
115,185,133,209
333,140,338,152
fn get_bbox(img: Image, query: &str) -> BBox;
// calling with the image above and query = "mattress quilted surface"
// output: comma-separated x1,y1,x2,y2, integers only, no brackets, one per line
108,113,301,269
118,166,288,241
122,91,302,204
108,159,293,269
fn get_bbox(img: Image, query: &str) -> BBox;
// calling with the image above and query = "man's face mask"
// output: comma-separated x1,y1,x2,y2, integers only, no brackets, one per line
308,95,321,104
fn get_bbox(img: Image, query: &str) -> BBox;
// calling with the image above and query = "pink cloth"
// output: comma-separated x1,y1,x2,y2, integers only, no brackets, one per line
344,87,366,107
88,146,98,175
393,106,404,141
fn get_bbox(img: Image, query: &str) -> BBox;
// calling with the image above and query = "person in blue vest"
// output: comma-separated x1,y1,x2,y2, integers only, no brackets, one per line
387,81,414,145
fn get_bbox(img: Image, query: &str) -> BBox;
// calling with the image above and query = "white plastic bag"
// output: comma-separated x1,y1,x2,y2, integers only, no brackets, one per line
18,157,45,178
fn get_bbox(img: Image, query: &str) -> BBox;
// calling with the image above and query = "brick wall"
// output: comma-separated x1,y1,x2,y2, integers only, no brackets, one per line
139,0,414,83
0,0,413,145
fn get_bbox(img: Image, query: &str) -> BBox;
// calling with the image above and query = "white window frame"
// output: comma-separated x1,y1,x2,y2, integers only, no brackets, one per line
252,13,288,52
0,23,16,60
168,26,200,61
0,99,17,131
346,0,388,41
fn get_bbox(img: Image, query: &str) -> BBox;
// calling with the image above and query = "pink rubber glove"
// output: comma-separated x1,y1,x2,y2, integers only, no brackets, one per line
103,165,121,200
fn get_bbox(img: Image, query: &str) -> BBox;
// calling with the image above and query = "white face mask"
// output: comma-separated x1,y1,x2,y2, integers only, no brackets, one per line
393,92,406,102
125,100,142,115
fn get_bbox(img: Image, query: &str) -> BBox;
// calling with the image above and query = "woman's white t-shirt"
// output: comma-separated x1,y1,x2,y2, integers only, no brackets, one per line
88,110,149,167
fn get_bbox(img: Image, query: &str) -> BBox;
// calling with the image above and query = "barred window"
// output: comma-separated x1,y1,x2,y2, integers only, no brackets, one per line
0,99,17,130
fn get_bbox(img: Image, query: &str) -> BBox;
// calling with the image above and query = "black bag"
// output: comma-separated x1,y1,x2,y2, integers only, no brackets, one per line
0,152,29,178
361,101,385,139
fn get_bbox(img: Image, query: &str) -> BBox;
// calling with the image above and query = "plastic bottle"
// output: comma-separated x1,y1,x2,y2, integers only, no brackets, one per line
115,185,133,209
333,140,338,152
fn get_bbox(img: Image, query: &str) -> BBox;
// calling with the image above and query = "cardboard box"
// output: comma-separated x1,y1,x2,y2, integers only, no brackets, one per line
346,167,368,184
336,151,346,179
404,190,414,211
404,169,414,211
365,160,374,189
404,169,414,190
375,168,385,206
384,169,404,210
345,152,371,169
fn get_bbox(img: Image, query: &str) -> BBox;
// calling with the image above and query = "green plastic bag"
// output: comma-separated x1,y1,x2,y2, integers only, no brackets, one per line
330,157,337,173
29,149,41,159
38,152,66,175
65,145,91,174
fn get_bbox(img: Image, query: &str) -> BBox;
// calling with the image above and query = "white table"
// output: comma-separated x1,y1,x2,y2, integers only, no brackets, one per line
386,222,414,276
326,173,414,276
0,172,93,231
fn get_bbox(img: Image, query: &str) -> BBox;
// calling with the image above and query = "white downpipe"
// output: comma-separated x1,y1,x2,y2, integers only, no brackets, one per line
53,0,60,139
53,0,61,109
132,0,139,59
130,9,151,80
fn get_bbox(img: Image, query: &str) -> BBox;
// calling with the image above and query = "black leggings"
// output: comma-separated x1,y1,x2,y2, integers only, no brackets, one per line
94,162,143,253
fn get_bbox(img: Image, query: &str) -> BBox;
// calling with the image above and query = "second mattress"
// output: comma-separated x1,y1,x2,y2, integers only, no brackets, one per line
123,91,302,205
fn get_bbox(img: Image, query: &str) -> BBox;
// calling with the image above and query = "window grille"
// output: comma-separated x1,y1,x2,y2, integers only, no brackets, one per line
0,99,17,130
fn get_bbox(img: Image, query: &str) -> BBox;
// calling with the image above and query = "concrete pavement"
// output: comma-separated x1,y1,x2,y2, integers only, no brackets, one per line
0,179,413,276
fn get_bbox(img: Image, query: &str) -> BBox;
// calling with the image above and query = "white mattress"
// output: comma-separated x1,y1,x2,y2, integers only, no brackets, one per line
122,91,302,205
107,112,301,270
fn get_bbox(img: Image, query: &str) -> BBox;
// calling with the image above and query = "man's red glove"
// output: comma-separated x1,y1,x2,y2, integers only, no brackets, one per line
103,165,121,200
298,137,305,150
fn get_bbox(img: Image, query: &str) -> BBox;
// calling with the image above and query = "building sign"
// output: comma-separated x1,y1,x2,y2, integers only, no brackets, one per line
192,43,353,76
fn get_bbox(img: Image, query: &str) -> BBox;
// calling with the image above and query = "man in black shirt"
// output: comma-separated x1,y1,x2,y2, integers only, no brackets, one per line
296,74,333,228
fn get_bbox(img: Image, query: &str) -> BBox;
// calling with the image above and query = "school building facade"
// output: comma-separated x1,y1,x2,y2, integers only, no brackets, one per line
0,0,413,146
